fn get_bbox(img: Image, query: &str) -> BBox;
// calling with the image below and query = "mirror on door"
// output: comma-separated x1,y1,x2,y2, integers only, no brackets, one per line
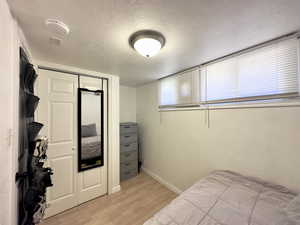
78,88,104,171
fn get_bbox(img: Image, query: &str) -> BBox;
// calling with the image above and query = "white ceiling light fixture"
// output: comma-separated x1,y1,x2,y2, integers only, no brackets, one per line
129,30,166,58
45,19,70,38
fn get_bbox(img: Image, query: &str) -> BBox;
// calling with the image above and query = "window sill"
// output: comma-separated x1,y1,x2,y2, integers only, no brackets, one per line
159,99,300,112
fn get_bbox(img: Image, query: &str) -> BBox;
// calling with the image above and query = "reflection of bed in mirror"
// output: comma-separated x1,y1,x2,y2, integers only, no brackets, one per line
78,88,104,171
81,135,101,161
81,123,102,163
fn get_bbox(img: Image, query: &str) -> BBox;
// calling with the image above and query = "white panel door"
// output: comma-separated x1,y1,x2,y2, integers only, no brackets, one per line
78,76,107,204
36,70,78,217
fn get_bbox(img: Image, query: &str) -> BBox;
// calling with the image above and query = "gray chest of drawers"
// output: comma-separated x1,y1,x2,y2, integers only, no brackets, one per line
120,122,138,181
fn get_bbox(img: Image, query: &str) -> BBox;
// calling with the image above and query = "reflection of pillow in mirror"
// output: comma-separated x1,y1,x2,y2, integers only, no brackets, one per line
285,194,300,224
81,124,97,137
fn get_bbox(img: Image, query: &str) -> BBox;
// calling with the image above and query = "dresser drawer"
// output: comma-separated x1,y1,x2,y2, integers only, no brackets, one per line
120,142,137,152
120,160,138,172
120,150,137,163
120,133,137,144
120,123,137,134
120,166,138,181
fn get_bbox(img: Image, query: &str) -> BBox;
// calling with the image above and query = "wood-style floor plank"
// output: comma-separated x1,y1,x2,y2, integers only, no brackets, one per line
41,172,177,225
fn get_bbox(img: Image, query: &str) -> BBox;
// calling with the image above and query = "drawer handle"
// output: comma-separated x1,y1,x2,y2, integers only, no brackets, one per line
124,136,130,138
124,144,130,147
125,163,130,166
124,126,130,128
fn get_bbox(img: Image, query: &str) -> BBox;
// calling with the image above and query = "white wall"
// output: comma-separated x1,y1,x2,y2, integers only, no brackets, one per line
120,85,136,123
81,92,102,134
0,1,23,224
137,82,300,193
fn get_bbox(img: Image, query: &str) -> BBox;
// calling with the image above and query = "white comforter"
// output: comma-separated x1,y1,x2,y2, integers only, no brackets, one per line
81,135,101,160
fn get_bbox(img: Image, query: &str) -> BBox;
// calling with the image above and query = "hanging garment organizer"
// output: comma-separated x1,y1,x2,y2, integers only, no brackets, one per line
16,48,53,225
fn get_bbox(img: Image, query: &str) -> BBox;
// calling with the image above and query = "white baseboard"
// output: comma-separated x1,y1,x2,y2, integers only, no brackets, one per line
142,167,182,194
111,185,121,194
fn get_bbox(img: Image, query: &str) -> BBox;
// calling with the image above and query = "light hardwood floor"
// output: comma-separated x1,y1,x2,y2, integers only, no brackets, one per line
41,172,177,225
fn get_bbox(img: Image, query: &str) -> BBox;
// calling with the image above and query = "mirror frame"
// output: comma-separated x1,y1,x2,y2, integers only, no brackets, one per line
78,88,104,172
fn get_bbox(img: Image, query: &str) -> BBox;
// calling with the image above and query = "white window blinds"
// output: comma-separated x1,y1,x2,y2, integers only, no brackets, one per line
200,38,299,103
159,69,200,106
159,37,299,108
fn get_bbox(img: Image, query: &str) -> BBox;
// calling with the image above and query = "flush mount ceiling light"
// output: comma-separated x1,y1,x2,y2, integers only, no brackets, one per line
129,30,166,58
45,19,70,38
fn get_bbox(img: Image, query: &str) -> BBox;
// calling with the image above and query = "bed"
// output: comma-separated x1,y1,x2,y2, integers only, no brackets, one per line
81,135,101,161
144,170,299,225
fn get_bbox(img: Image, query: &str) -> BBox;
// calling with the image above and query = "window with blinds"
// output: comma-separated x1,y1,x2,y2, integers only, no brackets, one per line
159,69,200,107
159,37,299,108
200,38,299,104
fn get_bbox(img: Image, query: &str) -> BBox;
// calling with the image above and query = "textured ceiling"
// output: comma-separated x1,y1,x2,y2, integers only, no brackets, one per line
8,0,300,86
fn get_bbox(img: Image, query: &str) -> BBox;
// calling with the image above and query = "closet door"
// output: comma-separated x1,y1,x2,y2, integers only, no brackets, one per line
36,70,78,217
78,76,107,204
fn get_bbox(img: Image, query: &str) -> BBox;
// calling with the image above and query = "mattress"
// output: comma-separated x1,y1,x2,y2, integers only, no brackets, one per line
81,135,101,160
144,170,298,225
